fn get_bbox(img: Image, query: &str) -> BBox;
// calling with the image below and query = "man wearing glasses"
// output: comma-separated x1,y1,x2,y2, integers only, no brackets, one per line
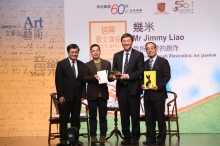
141,42,171,145
83,44,112,145
55,44,86,146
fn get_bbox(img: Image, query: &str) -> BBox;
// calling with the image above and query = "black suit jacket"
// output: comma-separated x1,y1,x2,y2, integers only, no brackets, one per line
83,59,112,100
55,58,86,102
113,49,144,96
142,56,171,101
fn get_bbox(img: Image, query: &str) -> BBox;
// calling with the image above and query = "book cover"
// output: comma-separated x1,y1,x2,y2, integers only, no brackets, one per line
144,71,156,89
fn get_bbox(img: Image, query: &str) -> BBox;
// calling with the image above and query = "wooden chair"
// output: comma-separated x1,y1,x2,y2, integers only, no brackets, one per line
165,91,180,140
48,93,90,143
140,91,180,141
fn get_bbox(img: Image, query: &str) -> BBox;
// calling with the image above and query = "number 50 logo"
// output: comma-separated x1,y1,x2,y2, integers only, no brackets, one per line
111,4,127,14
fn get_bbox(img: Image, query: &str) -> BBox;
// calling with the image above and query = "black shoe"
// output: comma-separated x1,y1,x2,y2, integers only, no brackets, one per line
155,140,165,145
75,140,83,146
130,139,139,145
142,141,155,146
56,140,67,146
121,139,131,145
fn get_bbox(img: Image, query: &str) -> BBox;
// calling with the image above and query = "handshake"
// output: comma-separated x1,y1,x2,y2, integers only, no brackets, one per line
108,69,121,79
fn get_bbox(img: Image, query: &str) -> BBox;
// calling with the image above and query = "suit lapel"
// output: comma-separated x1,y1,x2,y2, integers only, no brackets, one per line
76,60,82,79
65,58,74,77
118,51,123,73
146,59,150,70
90,60,97,73
101,59,105,71
152,56,160,70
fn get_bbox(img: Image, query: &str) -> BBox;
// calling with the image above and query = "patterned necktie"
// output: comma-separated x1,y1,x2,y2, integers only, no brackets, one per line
149,59,153,70
123,53,129,73
72,61,76,78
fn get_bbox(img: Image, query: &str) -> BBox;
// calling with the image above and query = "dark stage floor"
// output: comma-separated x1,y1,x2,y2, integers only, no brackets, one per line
1,134,220,146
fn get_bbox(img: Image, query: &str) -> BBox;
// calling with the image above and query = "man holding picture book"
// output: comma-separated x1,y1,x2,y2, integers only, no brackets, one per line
83,44,113,145
141,42,171,146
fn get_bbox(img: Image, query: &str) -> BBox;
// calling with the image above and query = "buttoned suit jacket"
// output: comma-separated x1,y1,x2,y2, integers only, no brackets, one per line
142,56,171,101
55,58,86,102
113,49,144,96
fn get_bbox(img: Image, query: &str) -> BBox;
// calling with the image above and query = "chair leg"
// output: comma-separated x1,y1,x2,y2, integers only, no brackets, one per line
87,119,90,140
167,120,171,141
176,120,180,139
48,121,51,143
56,123,59,133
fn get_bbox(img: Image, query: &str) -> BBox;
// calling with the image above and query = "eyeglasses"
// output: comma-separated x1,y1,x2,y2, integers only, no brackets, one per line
91,50,100,53
69,51,79,54
146,47,156,51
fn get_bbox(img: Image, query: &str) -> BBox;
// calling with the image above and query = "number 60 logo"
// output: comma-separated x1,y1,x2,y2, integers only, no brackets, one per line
111,4,126,14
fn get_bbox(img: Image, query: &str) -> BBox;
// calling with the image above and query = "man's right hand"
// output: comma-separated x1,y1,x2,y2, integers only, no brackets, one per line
94,74,100,80
59,97,65,104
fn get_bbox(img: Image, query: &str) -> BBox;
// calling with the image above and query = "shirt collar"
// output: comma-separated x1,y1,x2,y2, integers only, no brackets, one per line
123,49,132,55
150,55,157,61
68,57,77,64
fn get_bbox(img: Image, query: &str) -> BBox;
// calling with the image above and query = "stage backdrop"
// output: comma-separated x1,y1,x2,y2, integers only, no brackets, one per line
0,0,220,137
64,0,220,133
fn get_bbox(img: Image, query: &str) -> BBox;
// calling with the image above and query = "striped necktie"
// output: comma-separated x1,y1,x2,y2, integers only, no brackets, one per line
123,53,129,73
149,59,153,70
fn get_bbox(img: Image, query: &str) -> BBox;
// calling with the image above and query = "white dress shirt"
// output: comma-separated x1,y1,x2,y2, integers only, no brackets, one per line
122,49,132,73
68,57,78,78
150,55,157,69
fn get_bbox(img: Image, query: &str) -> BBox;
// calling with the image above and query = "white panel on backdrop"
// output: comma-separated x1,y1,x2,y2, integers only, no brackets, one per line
64,0,220,108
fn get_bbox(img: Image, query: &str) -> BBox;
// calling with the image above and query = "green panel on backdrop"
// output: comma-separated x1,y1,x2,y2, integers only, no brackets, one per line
78,95,220,135
178,95,220,133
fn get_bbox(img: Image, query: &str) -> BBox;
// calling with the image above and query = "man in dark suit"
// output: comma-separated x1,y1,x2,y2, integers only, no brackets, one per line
83,44,112,145
55,44,86,146
142,42,171,145
112,33,144,145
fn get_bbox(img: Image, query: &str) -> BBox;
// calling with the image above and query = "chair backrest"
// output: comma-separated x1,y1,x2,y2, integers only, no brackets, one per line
49,92,89,116
50,93,59,115
81,102,89,115
48,92,90,141
140,91,178,116
166,91,178,116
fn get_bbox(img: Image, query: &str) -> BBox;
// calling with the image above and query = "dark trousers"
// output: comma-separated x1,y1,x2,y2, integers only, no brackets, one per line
144,99,166,142
88,97,107,136
118,84,140,140
58,98,81,141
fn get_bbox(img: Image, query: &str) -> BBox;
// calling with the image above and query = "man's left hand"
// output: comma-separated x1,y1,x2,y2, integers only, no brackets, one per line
120,74,128,80
152,86,158,90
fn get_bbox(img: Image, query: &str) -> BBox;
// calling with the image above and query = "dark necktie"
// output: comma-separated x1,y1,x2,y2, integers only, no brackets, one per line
149,59,153,70
72,61,76,78
123,53,129,73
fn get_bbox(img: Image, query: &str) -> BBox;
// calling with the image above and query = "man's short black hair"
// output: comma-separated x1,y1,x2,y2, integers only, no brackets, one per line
145,42,157,48
121,33,134,42
90,44,100,51
67,44,80,52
